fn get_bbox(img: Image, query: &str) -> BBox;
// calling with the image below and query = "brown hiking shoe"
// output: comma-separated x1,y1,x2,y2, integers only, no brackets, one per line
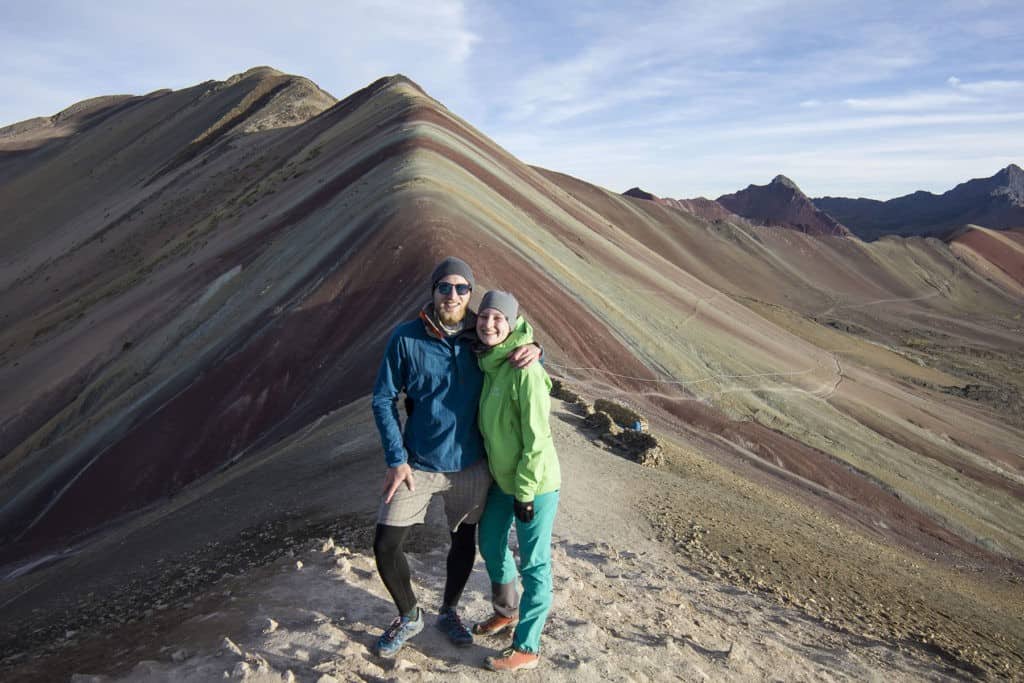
472,612,519,636
485,647,539,672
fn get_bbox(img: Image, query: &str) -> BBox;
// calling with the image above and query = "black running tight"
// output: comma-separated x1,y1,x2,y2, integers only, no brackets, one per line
373,523,477,616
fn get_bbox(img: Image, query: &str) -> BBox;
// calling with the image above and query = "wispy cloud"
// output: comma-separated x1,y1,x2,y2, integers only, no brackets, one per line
843,92,976,111
951,79,1024,94
471,2,1023,199
702,111,1024,139
476,1,944,145
486,1,796,126
832,76,1024,114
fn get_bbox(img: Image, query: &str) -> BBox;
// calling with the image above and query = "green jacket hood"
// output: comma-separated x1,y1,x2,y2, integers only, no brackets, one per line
478,317,534,372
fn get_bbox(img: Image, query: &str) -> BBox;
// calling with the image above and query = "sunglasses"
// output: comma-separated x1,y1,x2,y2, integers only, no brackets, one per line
435,282,472,296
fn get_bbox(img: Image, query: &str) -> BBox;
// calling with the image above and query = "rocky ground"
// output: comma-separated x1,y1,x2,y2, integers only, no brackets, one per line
53,533,962,682
3,400,1019,681
645,435,1023,679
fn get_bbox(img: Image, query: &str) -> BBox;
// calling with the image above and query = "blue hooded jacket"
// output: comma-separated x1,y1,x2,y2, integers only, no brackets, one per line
371,304,485,472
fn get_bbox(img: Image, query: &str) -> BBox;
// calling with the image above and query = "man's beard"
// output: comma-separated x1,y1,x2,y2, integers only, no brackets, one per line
437,304,466,327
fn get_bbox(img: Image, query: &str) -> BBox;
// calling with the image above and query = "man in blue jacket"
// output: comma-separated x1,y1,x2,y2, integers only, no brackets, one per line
370,256,540,658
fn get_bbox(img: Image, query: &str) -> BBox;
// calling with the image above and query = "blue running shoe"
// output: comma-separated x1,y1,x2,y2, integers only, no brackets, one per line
375,608,424,658
437,606,473,647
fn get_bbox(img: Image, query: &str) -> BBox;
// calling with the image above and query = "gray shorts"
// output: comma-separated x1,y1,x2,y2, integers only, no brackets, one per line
378,457,492,531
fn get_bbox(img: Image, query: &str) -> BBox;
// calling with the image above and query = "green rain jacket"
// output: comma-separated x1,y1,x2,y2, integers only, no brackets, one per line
477,317,561,502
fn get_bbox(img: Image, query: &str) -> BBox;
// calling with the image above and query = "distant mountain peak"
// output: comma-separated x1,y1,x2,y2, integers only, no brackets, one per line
226,66,286,85
814,164,1024,240
717,176,851,237
620,187,750,224
992,164,1024,204
623,187,657,200
771,174,802,193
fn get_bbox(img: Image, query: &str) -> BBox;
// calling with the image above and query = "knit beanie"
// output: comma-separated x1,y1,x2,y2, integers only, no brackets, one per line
430,256,475,289
479,290,519,324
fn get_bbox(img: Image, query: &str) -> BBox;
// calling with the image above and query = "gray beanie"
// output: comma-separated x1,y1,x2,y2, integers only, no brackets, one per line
430,256,475,289
479,290,519,324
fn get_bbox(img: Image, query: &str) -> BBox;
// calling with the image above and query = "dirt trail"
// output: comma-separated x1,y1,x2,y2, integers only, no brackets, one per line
22,403,968,683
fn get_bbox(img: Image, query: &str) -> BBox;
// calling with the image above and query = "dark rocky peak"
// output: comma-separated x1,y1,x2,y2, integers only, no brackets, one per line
771,174,803,194
994,163,1024,202
814,164,1024,239
623,187,657,200
716,175,852,237
941,163,1024,205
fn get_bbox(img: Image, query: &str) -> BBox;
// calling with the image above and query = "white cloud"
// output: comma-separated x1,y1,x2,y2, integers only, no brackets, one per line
844,92,975,111
953,79,1024,94
712,111,1024,138
489,1,794,126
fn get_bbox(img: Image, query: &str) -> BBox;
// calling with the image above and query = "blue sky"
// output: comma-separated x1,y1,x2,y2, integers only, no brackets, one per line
2,0,1022,199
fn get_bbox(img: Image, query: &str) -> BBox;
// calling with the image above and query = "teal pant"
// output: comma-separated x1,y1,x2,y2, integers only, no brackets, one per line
478,485,559,653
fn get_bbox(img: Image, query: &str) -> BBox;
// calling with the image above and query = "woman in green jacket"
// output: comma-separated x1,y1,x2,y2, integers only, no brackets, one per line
473,290,561,673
